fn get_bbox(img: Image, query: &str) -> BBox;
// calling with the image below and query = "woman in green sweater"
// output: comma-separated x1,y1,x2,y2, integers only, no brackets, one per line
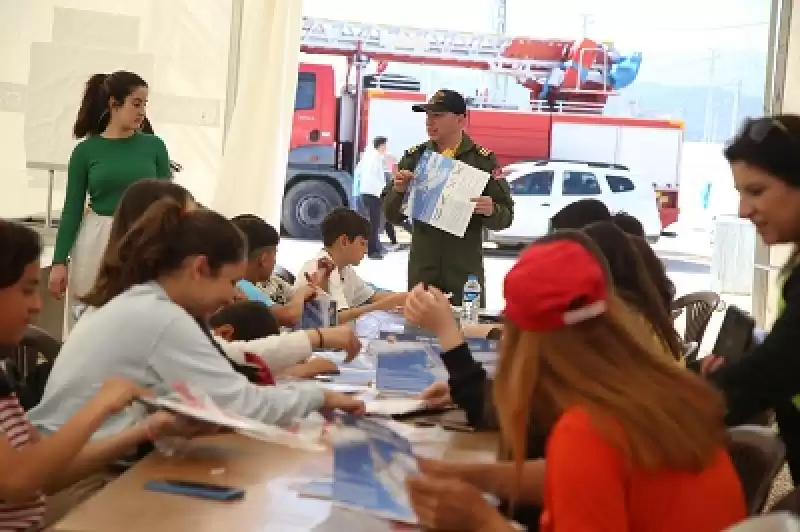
49,71,172,332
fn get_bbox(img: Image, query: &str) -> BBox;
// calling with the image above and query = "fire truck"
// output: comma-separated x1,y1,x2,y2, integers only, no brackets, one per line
281,17,682,239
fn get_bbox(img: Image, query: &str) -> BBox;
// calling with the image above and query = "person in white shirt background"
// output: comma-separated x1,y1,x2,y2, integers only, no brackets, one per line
356,136,400,259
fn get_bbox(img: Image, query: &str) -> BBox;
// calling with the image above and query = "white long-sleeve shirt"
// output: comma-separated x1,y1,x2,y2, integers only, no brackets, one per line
215,332,312,374
30,282,324,439
355,148,388,197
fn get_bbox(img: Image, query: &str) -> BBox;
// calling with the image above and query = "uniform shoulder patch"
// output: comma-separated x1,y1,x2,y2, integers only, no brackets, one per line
407,142,426,154
475,145,493,157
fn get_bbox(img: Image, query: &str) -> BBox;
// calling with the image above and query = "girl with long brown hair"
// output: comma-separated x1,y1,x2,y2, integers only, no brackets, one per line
405,232,745,531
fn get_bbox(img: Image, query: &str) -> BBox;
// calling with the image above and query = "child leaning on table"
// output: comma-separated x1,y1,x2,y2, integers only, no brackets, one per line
230,214,317,327
0,220,213,532
294,207,408,323
208,301,358,381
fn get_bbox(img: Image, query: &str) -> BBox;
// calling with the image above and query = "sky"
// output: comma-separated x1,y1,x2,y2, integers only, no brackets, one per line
301,0,773,97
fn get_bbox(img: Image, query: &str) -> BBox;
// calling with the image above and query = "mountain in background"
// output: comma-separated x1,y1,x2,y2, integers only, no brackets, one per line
608,49,769,142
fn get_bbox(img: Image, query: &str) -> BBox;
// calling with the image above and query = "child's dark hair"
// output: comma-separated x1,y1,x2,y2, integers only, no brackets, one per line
611,212,646,238
231,215,280,258
550,199,611,231
106,179,194,254
582,221,683,360
373,136,388,149
0,220,42,289
208,301,280,341
74,71,148,138
83,199,246,307
629,236,676,311
321,207,371,247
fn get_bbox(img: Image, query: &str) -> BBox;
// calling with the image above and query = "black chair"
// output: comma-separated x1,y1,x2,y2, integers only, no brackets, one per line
727,425,787,515
1,325,61,410
671,291,721,345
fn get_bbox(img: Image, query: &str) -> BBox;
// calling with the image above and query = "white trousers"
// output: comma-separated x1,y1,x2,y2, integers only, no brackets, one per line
64,211,113,335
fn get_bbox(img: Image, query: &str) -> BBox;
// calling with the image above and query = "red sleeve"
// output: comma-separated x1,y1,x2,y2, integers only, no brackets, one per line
544,409,630,532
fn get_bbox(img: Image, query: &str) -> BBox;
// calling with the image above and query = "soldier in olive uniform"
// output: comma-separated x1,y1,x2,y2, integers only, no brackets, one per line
380,89,514,306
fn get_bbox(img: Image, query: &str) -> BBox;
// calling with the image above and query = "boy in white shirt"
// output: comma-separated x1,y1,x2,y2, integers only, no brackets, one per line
295,208,407,323
208,301,360,377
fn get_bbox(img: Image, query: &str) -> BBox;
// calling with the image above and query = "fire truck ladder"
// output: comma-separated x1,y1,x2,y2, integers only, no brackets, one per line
299,17,569,79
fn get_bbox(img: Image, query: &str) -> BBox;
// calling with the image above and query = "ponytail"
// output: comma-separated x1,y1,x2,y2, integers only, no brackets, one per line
73,71,149,138
73,74,109,138
82,199,246,307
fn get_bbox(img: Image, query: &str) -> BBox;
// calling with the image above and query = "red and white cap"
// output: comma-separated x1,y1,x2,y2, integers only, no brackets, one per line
503,240,608,331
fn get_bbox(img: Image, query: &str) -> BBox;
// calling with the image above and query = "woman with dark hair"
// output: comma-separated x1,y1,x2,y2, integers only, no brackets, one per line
30,201,363,449
630,235,676,310
582,221,683,360
703,114,800,481
609,212,676,311
49,71,172,333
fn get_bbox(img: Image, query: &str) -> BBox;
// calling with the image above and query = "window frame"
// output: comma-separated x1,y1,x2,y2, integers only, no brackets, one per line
605,174,636,193
509,170,555,196
295,72,317,111
561,170,602,196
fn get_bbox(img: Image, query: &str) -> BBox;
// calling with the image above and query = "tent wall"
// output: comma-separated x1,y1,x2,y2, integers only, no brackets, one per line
0,0,233,219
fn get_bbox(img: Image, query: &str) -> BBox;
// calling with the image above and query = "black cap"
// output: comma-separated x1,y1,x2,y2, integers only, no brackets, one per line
412,89,467,115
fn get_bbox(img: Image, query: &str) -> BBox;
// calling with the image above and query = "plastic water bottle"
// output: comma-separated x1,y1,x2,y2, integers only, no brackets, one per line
462,275,481,325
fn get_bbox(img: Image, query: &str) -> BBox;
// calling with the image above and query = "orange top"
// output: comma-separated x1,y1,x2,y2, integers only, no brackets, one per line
541,408,746,532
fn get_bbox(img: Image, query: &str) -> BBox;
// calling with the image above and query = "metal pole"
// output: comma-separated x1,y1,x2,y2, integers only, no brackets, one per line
351,44,367,170
730,80,742,137
491,0,508,101
752,0,793,328
45,169,54,228
703,49,719,142
223,0,245,149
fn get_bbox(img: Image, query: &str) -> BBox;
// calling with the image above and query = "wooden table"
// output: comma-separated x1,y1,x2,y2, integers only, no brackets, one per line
55,431,498,532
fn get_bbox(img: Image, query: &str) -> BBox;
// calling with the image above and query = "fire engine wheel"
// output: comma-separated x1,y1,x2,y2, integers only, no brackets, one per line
282,180,344,239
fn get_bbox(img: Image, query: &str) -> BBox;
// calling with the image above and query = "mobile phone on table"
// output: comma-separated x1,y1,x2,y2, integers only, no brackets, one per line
144,479,245,501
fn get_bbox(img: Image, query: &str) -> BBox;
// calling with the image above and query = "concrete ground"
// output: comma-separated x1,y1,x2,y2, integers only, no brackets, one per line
278,234,720,311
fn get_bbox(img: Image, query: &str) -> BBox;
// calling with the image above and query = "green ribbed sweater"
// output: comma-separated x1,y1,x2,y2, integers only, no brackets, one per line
53,132,171,264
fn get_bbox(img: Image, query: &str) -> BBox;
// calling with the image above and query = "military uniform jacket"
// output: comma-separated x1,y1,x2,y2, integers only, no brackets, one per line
380,134,514,305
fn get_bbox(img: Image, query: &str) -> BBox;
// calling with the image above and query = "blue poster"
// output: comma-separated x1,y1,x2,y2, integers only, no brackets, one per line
406,151,454,222
372,342,438,394
332,415,419,523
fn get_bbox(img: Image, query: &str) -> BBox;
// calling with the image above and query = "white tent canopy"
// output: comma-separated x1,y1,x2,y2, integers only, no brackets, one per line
0,0,302,225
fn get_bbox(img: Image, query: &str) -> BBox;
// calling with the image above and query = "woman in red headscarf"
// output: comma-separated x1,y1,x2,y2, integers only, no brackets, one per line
404,231,744,532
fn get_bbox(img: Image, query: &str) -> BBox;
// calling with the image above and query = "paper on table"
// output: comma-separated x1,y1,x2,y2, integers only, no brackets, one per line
403,151,490,238
319,382,372,394
290,478,334,500
137,396,263,433
366,398,427,416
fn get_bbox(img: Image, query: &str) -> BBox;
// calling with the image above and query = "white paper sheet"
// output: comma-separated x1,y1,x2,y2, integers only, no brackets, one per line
137,396,262,433
365,398,426,416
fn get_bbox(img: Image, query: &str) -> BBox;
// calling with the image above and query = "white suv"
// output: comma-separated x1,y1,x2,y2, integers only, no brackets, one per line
488,160,662,245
